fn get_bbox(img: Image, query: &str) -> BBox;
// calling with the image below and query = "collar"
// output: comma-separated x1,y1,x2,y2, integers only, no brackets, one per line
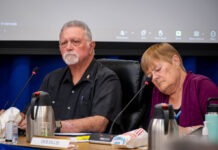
63,59,97,85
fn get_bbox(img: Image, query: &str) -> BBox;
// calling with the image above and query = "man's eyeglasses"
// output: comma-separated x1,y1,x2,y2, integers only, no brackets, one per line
60,39,83,48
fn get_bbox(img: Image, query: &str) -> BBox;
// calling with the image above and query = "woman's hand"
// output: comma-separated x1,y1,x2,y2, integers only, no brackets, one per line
178,125,203,136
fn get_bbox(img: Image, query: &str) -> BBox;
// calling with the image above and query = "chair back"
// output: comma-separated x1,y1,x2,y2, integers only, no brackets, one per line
98,58,153,133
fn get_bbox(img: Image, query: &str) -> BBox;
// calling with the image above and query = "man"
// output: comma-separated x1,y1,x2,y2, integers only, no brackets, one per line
20,20,122,133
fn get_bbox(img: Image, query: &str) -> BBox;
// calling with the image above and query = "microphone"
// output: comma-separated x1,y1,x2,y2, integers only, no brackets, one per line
108,77,151,134
11,66,39,107
89,77,151,144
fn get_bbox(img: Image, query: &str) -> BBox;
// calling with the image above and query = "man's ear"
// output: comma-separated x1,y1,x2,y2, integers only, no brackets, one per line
90,41,95,49
89,41,95,54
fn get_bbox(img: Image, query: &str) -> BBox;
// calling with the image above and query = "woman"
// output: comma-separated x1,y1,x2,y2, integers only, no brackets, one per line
141,43,218,135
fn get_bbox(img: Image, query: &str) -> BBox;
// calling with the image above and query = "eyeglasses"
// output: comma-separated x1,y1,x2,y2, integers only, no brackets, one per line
59,39,83,48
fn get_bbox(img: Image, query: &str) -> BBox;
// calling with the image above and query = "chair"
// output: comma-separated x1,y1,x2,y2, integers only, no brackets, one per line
97,58,153,133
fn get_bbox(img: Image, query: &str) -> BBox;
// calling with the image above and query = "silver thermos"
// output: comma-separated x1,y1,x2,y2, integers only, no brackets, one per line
148,103,178,150
26,91,56,142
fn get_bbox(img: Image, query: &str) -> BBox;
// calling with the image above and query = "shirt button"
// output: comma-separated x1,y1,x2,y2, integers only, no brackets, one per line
86,74,90,79
67,106,71,110
52,101,55,104
72,90,75,94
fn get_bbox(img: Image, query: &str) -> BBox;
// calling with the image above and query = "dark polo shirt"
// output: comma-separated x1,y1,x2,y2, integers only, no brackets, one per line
39,59,122,125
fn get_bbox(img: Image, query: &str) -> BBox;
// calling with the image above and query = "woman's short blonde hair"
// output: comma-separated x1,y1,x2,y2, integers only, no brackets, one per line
141,43,186,75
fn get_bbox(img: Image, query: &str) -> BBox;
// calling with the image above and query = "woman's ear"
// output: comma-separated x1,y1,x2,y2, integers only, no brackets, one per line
172,55,181,67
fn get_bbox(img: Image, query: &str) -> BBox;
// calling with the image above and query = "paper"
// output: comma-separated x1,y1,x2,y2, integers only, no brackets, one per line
70,135,90,142
111,128,148,148
54,133,91,142
54,132,91,136
31,136,71,149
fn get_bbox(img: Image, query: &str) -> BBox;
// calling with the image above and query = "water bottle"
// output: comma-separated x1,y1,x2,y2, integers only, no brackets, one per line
0,121,3,139
5,115,18,144
205,97,218,125
205,97,218,143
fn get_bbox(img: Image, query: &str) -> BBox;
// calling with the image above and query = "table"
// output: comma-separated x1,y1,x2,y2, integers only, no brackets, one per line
1,135,218,150
0,136,147,150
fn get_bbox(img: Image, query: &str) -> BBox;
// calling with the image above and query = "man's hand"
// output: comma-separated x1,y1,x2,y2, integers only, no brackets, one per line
18,113,26,130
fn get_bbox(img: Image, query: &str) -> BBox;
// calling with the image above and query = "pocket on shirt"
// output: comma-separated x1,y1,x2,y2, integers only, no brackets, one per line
78,95,92,117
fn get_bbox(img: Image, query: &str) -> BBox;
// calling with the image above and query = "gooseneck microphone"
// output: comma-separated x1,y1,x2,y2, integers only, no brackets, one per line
89,77,151,144
108,77,151,134
11,66,39,107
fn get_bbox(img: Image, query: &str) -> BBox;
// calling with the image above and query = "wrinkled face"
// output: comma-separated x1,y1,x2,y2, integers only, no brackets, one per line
146,58,180,95
59,26,94,65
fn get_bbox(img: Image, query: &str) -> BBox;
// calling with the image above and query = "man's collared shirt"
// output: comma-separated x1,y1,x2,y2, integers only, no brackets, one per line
39,59,122,124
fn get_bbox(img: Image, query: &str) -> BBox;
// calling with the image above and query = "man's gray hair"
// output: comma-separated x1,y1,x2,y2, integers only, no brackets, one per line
59,20,92,41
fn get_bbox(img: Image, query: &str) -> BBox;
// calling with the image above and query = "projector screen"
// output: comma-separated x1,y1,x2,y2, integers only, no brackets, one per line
0,0,217,43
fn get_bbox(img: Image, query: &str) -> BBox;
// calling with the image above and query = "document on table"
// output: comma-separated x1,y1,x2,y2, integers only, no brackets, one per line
54,132,91,136
54,133,91,142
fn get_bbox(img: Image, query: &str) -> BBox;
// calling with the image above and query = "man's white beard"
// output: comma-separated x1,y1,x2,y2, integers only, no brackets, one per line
63,51,79,65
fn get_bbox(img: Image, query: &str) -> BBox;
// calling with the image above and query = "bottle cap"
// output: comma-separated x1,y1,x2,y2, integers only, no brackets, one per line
207,104,218,113
207,97,218,113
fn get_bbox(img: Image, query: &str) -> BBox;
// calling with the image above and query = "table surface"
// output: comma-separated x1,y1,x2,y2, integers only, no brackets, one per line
0,136,147,150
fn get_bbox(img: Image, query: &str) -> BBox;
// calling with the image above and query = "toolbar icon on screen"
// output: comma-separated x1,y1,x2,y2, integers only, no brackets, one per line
176,30,182,37
193,30,200,37
210,30,216,38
